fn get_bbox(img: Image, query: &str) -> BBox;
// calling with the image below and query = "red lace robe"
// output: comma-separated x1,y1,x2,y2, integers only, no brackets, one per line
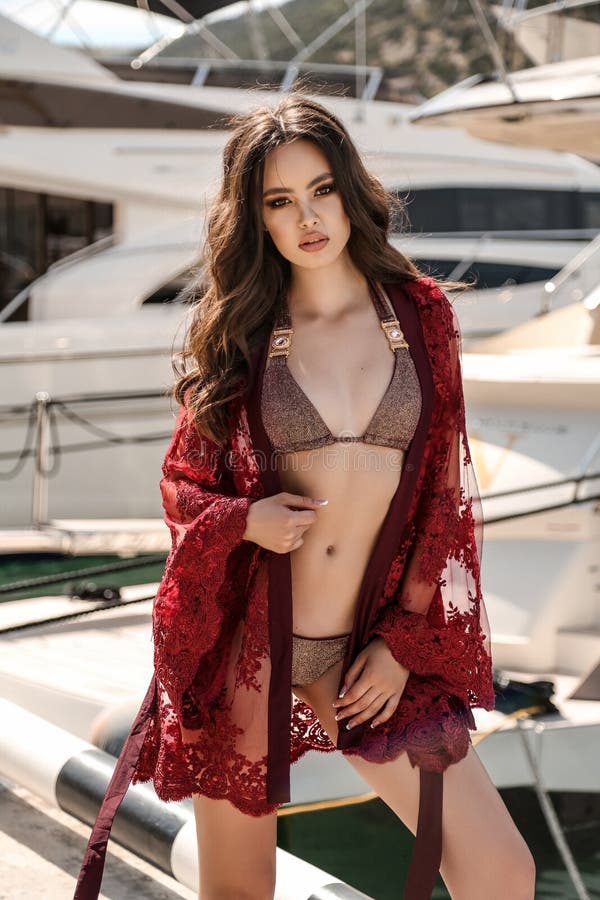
74,276,494,900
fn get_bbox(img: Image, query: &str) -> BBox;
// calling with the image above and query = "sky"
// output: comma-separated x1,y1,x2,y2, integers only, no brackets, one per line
0,0,292,50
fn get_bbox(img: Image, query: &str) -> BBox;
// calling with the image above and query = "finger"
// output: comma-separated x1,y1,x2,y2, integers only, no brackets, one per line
296,521,315,535
335,671,375,710
291,510,318,526
344,695,387,731
284,494,328,510
334,686,380,722
335,654,367,701
370,694,401,729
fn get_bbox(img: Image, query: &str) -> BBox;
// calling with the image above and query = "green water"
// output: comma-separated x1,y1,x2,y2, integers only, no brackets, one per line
0,553,167,602
277,791,600,899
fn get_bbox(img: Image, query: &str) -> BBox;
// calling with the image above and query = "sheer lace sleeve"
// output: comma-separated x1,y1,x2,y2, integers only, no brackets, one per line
152,405,254,721
369,283,494,711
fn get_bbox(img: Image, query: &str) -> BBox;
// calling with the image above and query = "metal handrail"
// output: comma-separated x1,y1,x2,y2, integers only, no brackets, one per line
516,719,591,900
0,390,172,527
392,229,599,242
440,230,494,282
468,0,520,103
0,283,34,325
0,389,167,418
541,231,600,313
119,54,384,99
500,0,600,26
124,55,381,76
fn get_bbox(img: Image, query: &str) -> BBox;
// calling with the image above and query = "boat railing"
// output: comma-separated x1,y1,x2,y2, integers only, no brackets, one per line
2,384,599,530
498,0,600,29
117,0,383,108
0,389,171,527
393,227,600,317
394,229,599,241
516,717,592,900
541,231,600,313
140,57,383,101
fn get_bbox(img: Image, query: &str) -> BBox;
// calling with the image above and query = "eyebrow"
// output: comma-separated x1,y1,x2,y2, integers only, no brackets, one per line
262,172,333,199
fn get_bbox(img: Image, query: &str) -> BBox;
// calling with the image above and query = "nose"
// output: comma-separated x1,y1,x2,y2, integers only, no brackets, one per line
298,199,319,229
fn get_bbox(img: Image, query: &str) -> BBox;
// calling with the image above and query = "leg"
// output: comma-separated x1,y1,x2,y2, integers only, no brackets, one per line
192,794,277,900
349,744,536,900
294,663,536,900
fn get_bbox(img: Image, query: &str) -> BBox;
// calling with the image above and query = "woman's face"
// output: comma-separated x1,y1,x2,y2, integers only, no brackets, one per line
261,139,351,270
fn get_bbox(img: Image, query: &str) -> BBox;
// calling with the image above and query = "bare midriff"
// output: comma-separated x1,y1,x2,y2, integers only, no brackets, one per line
268,299,406,638
277,442,404,637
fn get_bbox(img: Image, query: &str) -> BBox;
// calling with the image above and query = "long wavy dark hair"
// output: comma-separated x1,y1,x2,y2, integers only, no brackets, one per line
174,92,462,447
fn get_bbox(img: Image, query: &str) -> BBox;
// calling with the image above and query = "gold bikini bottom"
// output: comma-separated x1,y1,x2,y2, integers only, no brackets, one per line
291,632,351,688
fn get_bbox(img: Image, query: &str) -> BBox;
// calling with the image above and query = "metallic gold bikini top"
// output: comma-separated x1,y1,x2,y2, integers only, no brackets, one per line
261,280,422,454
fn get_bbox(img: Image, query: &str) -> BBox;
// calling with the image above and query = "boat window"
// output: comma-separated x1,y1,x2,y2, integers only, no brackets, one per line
402,188,458,233
416,258,560,288
582,192,600,230
394,187,591,233
142,267,199,305
0,187,113,321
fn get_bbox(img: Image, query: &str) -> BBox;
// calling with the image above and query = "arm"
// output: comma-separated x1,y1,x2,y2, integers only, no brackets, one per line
159,405,252,547
152,405,254,720
368,284,494,710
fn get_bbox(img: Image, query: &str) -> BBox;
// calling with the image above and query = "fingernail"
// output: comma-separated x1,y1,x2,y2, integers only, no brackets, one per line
338,688,346,699
314,499,328,505
370,721,377,729
346,722,353,730
334,714,341,721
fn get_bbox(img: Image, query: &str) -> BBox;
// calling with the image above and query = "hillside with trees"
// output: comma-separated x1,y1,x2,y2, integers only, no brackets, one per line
165,0,599,101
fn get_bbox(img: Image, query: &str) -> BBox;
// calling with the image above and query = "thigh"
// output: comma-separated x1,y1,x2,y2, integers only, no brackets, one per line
293,659,422,830
192,793,277,900
350,744,534,898
295,672,533,897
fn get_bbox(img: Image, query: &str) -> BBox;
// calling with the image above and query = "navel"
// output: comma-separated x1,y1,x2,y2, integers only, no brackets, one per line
326,544,335,555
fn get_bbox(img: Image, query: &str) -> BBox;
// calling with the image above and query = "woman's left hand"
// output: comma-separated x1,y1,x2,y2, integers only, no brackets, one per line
332,636,409,730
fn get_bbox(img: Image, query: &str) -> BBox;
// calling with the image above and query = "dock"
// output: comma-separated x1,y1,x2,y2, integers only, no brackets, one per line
0,773,195,899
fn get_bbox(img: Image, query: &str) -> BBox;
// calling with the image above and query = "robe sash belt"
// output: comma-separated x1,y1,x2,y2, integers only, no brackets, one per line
72,675,157,900
404,770,444,900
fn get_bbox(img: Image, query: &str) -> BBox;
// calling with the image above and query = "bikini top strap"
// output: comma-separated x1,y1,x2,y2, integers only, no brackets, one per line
267,279,408,360
370,279,409,351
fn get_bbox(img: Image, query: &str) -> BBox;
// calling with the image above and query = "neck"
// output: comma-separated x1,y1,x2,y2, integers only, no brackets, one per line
287,255,371,323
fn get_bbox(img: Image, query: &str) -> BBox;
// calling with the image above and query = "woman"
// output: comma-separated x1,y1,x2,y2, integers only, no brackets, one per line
75,94,535,900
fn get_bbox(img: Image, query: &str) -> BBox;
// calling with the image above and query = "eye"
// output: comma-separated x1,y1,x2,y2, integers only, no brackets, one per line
315,182,336,196
266,197,289,209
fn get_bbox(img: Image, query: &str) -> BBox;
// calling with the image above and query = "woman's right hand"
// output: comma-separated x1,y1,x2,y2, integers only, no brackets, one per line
242,492,328,554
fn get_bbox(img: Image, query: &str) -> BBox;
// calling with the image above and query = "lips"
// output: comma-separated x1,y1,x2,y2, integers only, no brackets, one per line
299,232,328,248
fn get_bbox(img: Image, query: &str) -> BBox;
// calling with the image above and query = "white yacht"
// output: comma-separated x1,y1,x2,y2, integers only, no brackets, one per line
2,14,600,324
410,54,600,163
2,16,600,532
409,0,600,163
